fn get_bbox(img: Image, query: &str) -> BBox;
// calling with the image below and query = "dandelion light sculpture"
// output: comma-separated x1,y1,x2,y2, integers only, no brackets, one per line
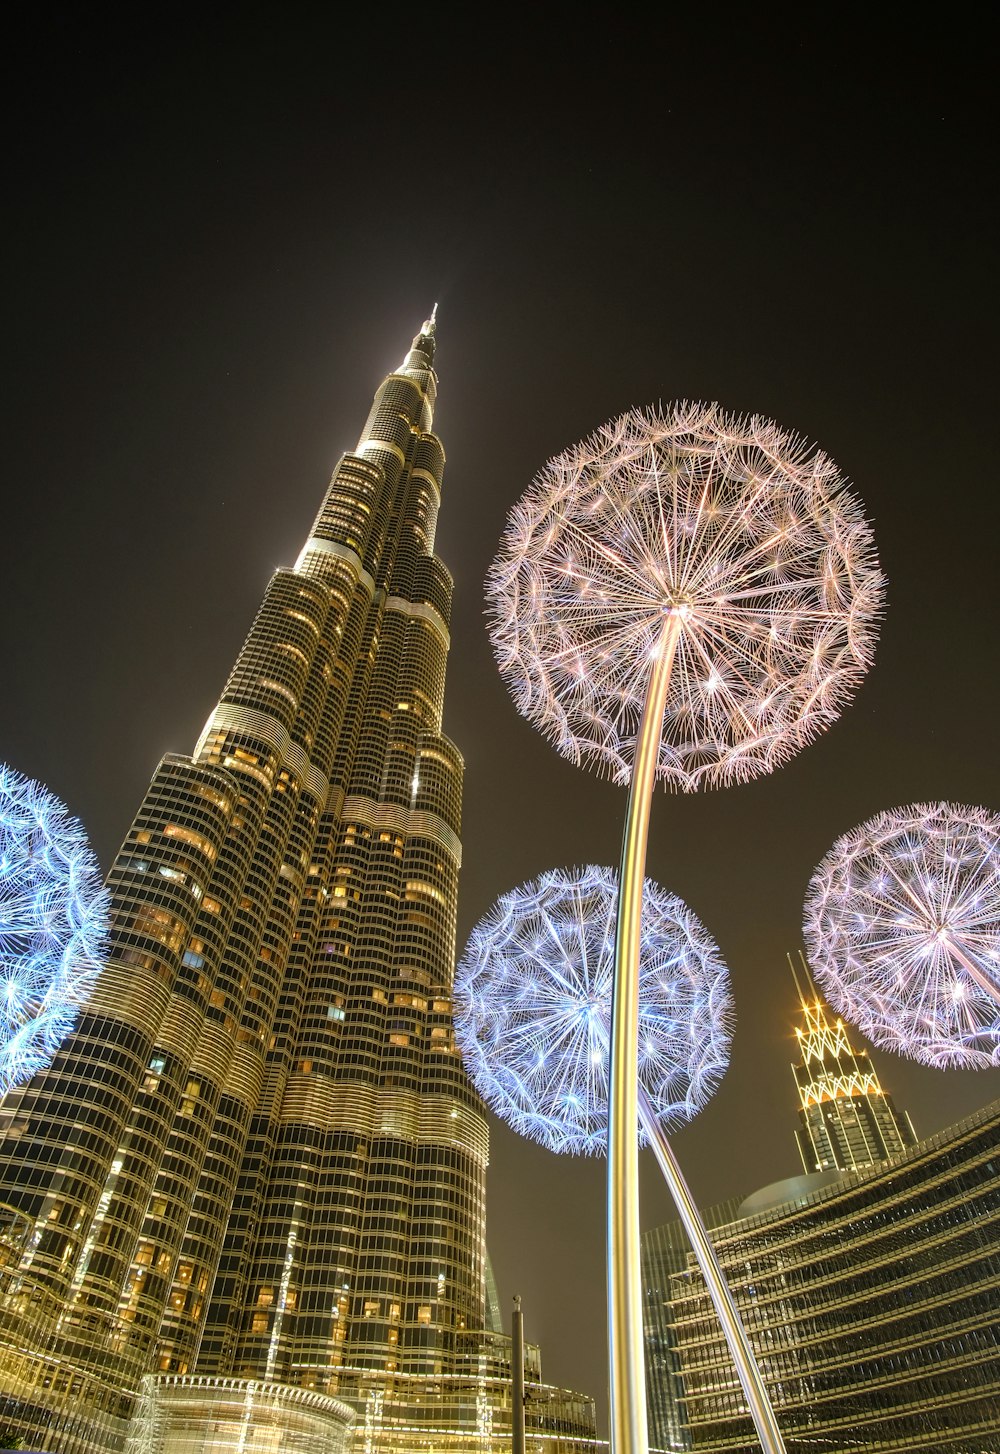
0,763,109,1096
454,864,733,1155
487,402,885,1454
803,801,1000,1069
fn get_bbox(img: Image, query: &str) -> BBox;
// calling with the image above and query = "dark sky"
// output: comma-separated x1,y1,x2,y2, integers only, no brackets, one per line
3,10,998,1438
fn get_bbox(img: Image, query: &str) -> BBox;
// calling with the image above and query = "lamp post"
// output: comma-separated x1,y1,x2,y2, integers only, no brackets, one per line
512,1295,525,1454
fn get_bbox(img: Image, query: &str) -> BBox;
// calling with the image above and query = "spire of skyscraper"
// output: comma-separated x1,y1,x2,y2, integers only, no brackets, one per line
789,950,917,1174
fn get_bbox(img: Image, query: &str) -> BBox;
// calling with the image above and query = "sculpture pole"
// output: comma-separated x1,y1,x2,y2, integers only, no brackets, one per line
607,611,678,1454
608,610,786,1454
636,1084,786,1453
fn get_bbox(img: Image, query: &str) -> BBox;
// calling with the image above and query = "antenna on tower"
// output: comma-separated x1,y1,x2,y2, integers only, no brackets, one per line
788,949,816,1006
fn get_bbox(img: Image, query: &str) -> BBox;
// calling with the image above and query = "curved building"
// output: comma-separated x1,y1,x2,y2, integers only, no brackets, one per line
643,1097,1000,1452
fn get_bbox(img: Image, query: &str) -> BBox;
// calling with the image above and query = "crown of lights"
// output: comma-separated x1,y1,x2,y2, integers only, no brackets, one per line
803,801,1000,1069
485,402,885,790
453,864,734,1155
0,764,109,1095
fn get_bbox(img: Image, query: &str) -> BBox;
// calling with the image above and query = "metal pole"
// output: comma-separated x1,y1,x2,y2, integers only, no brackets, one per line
607,608,786,1453
607,612,679,1454
512,1294,525,1454
636,1085,787,1453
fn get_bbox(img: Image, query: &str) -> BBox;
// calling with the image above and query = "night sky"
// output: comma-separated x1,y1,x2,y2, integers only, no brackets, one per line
3,12,998,1438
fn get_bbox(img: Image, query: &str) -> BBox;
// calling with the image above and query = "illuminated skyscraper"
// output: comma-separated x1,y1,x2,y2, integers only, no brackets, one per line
789,951,916,1174
0,315,595,1453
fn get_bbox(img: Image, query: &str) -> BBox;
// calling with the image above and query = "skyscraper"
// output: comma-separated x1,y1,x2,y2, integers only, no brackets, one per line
788,951,916,1174
0,314,595,1453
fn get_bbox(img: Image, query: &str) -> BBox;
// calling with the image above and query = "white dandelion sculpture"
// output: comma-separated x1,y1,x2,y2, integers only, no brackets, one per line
486,402,885,1454
453,864,733,1156
803,801,1000,1070
0,764,109,1096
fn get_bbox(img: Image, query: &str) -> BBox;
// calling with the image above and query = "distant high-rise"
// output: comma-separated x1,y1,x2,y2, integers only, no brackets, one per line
789,950,916,1173
0,315,595,1453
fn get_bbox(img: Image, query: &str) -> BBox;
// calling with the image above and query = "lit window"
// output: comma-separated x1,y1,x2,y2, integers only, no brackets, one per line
163,823,217,860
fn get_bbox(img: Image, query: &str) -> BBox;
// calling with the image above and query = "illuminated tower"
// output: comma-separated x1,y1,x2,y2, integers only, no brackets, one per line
0,314,497,1451
789,951,916,1174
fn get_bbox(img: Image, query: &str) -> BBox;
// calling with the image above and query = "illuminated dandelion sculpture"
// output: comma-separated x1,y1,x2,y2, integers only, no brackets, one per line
453,864,733,1155
487,402,884,1454
0,763,109,1096
487,402,884,791
804,801,1000,1070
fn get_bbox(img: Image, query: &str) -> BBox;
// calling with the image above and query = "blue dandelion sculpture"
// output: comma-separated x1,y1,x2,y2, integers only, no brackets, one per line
454,863,733,1156
0,763,109,1096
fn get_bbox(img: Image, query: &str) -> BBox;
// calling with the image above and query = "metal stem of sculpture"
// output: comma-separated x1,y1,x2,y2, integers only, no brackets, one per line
637,1075,784,1448
608,612,679,1454
611,619,786,1454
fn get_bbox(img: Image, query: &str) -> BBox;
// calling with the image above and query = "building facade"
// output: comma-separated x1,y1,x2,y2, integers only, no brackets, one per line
789,953,916,1174
644,1098,1000,1452
0,315,596,1452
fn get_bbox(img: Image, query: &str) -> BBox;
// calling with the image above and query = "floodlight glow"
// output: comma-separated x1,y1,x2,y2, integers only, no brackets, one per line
803,800,1000,1069
0,763,109,1095
453,864,733,1156
486,401,884,791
